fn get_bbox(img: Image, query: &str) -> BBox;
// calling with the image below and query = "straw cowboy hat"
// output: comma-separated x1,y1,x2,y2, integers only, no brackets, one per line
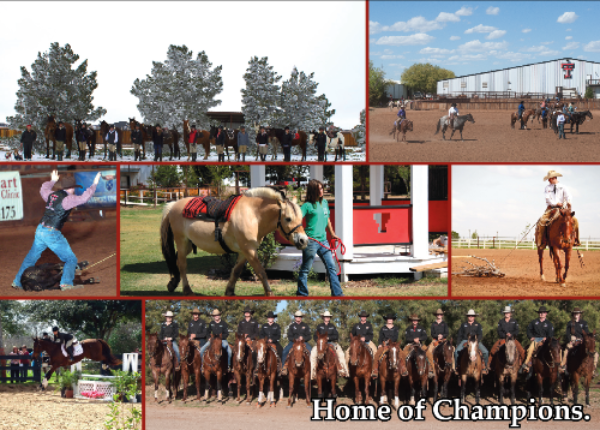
294,311,305,317
210,309,222,316
52,176,82,192
571,307,583,314
321,311,333,317
543,170,562,181
266,311,277,319
502,306,512,314
536,306,550,313
408,314,421,321
162,311,174,317
191,308,201,314
465,309,479,317
433,309,444,316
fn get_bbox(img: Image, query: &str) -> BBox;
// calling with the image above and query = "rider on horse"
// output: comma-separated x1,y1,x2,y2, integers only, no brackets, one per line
345,311,377,365
52,326,78,361
487,306,525,370
200,309,232,371
258,311,283,374
560,307,598,375
455,309,489,375
429,309,454,371
281,311,312,376
518,101,525,120
521,306,554,373
403,314,435,378
447,103,459,127
188,308,208,348
310,310,349,379
395,105,406,129
535,170,580,248
237,307,260,374
371,313,400,378
160,311,181,371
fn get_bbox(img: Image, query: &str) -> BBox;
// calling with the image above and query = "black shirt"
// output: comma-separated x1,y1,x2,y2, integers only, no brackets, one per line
526,319,554,339
55,127,67,141
287,321,311,343
160,322,179,341
404,324,427,344
237,318,260,340
351,322,374,343
54,332,73,344
215,131,226,145
430,321,449,340
131,130,143,145
281,133,293,148
256,132,269,145
457,322,483,344
40,190,72,231
497,318,519,339
259,322,281,343
208,320,229,339
188,319,208,339
315,133,327,151
20,130,37,145
565,320,590,343
313,322,339,343
378,325,399,345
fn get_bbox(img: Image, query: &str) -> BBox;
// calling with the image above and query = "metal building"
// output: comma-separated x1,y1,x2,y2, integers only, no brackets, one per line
437,58,600,99
385,80,408,99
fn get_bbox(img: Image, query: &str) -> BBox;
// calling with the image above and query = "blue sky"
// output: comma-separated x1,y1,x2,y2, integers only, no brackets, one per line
370,2,600,81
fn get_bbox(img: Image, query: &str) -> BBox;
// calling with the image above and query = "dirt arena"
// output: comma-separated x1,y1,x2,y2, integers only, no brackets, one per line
0,217,117,296
0,385,139,430
369,108,600,162
452,249,600,297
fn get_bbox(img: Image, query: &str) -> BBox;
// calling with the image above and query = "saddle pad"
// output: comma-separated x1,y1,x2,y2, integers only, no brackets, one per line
182,195,242,221
61,343,83,357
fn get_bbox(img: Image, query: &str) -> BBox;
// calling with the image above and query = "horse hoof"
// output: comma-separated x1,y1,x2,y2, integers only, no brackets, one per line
540,275,546,282
270,402,276,407
560,283,566,288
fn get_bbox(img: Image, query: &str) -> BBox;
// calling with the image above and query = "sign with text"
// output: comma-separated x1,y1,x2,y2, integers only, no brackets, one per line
74,170,117,209
0,171,23,221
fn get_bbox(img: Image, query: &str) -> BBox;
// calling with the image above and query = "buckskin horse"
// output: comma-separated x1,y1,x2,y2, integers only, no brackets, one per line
44,115,74,159
375,340,406,409
183,120,211,160
435,113,475,141
526,337,561,405
511,109,536,130
146,333,179,403
268,128,309,161
32,337,121,390
492,338,522,405
232,333,254,404
432,339,453,402
161,187,308,296
347,334,373,405
569,110,593,134
391,119,413,143
255,338,280,408
202,333,229,404
179,335,202,402
314,332,339,403
562,330,596,406
285,339,311,408
406,344,429,406
458,334,483,404
537,206,576,287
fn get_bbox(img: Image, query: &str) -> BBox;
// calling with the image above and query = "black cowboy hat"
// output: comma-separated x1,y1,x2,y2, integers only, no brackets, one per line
191,125,197,129
358,311,368,317
520,100,524,103
58,121,64,125
218,125,223,129
451,103,457,107
109,124,115,128
319,126,325,130
383,314,397,321
284,126,290,130
52,326,59,332
155,124,161,128
537,306,551,313
42,332,48,336
52,176,82,192
243,307,254,314
266,311,277,318
240,125,246,129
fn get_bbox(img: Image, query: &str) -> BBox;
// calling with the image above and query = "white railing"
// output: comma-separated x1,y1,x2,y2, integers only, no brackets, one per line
452,238,600,251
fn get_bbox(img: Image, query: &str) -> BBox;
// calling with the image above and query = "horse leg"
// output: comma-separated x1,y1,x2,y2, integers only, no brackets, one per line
538,247,546,281
243,248,272,296
182,368,188,402
287,376,295,408
460,375,467,402
165,369,172,403
498,374,504,404
572,373,579,405
409,382,416,406
364,374,371,405
449,129,455,141
155,374,159,403
234,370,240,402
553,248,565,286
203,371,210,402
432,377,438,404
331,374,337,404
537,374,544,405
460,129,464,142
563,248,571,282
216,371,224,404
510,373,517,405
175,236,194,295
353,374,360,404
585,376,590,406
224,254,247,296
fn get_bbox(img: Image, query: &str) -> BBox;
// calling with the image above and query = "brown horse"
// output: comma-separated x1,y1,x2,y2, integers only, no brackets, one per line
32,337,120,390
511,109,536,130
527,337,561,405
44,115,74,159
146,333,179,403
285,340,311,408
458,334,483,404
391,119,413,143
202,333,229,404
562,330,596,406
314,332,339,402
183,120,211,160
163,128,181,160
232,333,254,404
492,338,522,405
267,128,308,161
538,207,576,287
432,339,453,402
161,187,308,296
74,119,95,159
99,120,110,160
255,338,280,407
375,341,406,409
406,344,429,405
210,125,239,160
347,335,373,405
179,335,202,402
128,117,151,159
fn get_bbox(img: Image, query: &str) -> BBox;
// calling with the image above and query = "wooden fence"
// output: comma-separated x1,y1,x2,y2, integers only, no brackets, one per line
0,355,41,383
452,237,600,251
411,99,600,111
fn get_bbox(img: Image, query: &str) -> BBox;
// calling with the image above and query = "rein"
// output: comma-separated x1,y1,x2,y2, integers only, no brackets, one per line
308,237,346,275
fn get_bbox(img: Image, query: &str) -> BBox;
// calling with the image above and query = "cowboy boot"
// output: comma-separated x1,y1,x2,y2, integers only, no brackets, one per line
46,148,50,159
242,153,246,162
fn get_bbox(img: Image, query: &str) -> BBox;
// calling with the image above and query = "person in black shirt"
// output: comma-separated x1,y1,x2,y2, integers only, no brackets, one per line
560,307,598,374
346,311,377,364
310,310,348,379
403,314,434,378
159,311,180,370
256,126,269,161
19,124,37,161
281,311,312,375
54,122,67,161
455,309,489,374
215,126,226,162
428,308,454,370
52,326,78,361
522,306,554,372
131,124,143,162
282,127,293,162
237,307,260,341
187,308,208,347
488,306,525,370
314,126,327,162
152,124,164,162
200,309,232,370
372,314,400,378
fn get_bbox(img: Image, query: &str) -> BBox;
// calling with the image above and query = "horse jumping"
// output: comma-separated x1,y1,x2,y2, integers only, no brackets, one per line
146,334,179,403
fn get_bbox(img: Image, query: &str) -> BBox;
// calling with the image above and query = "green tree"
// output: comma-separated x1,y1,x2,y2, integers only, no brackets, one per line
369,61,390,106
451,231,460,239
0,302,24,349
401,63,455,95
152,165,182,187
584,87,594,99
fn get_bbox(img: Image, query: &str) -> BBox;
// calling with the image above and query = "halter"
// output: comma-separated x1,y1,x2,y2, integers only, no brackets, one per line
277,202,303,238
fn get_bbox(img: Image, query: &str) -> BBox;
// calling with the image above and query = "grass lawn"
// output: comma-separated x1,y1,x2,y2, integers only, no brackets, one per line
120,206,448,297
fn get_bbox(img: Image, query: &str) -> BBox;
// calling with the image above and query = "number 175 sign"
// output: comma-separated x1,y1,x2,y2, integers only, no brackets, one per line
0,171,23,221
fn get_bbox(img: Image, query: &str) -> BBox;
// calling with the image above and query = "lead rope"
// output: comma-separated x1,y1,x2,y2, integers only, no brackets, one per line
308,238,346,275
84,252,117,270
497,221,538,266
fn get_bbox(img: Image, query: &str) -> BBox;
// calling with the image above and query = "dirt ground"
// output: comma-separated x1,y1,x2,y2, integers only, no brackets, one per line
369,108,600,162
452,249,600,297
0,384,139,430
0,217,117,296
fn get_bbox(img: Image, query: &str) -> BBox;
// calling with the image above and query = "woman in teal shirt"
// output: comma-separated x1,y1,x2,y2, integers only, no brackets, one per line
297,180,343,296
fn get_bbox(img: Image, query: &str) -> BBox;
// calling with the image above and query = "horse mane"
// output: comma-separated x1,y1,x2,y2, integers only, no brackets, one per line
244,187,285,203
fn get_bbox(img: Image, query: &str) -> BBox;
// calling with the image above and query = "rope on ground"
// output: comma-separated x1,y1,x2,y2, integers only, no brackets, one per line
85,252,117,270
452,255,505,277
308,238,346,276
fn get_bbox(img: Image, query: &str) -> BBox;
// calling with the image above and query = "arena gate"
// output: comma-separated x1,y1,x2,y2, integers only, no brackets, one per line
0,354,42,383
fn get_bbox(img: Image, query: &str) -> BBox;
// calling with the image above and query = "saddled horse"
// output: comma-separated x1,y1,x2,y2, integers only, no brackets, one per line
527,337,561,405
562,330,596,406
511,109,536,130
569,110,593,134
432,339,453,401
347,334,373,405
232,333,254,404
32,337,121,390
161,187,308,296
388,100,395,111
128,117,152,159
255,338,280,407
326,130,346,162
458,334,483,404
537,207,576,287
285,339,311,408
375,341,406,409
492,338,522,405
163,127,181,160
391,119,413,143
267,128,308,161
435,114,475,141
406,344,429,406
183,120,211,160
44,115,74,159
314,332,339,402
179,335,202,402
146,333,179,403
202,333,229,404
210,125,239,160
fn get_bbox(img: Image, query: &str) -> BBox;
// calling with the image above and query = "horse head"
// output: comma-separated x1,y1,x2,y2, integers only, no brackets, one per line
209,333,223,359
587,111,593,120
582,330,596,358
348,334,363,367
406,120,414,132
466,113,475,123
411,345,428,376
467,334,479,362
256,338,267,365
544,338,562,367
291,339,307,368
234,333,246,364
387,341,400,371
146,333,161,360
440,339,453,368
505,338,517,366
32,337,46,361
316,332,329,361
558,208,575,247
179,334,192,361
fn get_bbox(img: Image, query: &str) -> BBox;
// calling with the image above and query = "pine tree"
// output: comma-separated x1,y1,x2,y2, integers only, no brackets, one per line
7,42,106,135
354,109,366,147
131,45,223,132
278,67,328,132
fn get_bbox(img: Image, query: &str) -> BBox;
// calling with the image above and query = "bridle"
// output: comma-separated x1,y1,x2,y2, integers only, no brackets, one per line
277,201,303,238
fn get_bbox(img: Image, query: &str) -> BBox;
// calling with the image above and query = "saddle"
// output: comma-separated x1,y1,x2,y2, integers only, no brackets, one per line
182,195,242,254
21,261,91,291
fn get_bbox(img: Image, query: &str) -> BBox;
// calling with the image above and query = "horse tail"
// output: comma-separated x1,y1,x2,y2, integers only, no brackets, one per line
98,339,121,366
161,202,180,283
435,120,440,135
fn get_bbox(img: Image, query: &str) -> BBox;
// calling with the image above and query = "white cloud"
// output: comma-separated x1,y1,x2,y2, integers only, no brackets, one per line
522,28,532,33
450,36,461,41
458,40,508,52
522,45,560,56
382,16,444,33
455,6,474,16
584,41,600,52
542,41,554,45
436,12,460,23
370,20,382,35
565,36,573,40
448,54,487,61
486,6,500,15
486,30,506,40
419,47,455,55
562,41,580,50
465,24,497,34
494,52,532,62
566,28,572,31
557,12,578,24
388,64,406,68
375,33,435,46
380,55,405,59
383,49,393,54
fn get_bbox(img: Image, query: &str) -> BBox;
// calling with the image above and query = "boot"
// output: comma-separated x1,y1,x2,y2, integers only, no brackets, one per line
242,153,246,162
46,148,50,159
66,149,71,159
133,151,138,162
192,153,197,162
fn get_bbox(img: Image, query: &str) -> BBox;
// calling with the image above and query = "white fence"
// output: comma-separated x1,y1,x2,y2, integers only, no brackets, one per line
452,238,600,251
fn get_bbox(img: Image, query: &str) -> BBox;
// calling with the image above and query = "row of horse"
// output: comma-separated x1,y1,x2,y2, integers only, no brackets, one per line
147,331,596,409
390,114,476,143
511,107,593,133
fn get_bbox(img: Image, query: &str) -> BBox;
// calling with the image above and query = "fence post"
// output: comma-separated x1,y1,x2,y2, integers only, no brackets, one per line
125,190,128,207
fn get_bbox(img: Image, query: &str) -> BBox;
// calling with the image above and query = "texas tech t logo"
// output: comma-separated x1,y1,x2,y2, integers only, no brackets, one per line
561,62,575,79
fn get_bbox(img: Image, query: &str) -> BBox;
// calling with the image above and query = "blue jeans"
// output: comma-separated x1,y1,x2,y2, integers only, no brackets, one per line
282,342,312,364
455,340,489,366
558,124,565,139
200,339,232,367
297,239,343,297
171,341,180,361
13,224,78,287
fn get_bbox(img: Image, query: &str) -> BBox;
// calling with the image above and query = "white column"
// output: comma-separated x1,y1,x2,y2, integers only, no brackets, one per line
411,165,429,279
122,353,139,372
335,165,354,282
369,165,384,206
250,165,266,188
309,165,324,183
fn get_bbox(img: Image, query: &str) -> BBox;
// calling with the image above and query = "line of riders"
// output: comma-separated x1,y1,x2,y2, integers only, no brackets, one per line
157,305,598,385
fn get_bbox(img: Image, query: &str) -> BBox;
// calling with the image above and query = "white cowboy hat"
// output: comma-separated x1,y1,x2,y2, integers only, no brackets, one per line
543,170,562,181
294,311,305,317
321,311,333,317
162,311,174,317
465,309,479,317
502,306,512,314
210,309,222,316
